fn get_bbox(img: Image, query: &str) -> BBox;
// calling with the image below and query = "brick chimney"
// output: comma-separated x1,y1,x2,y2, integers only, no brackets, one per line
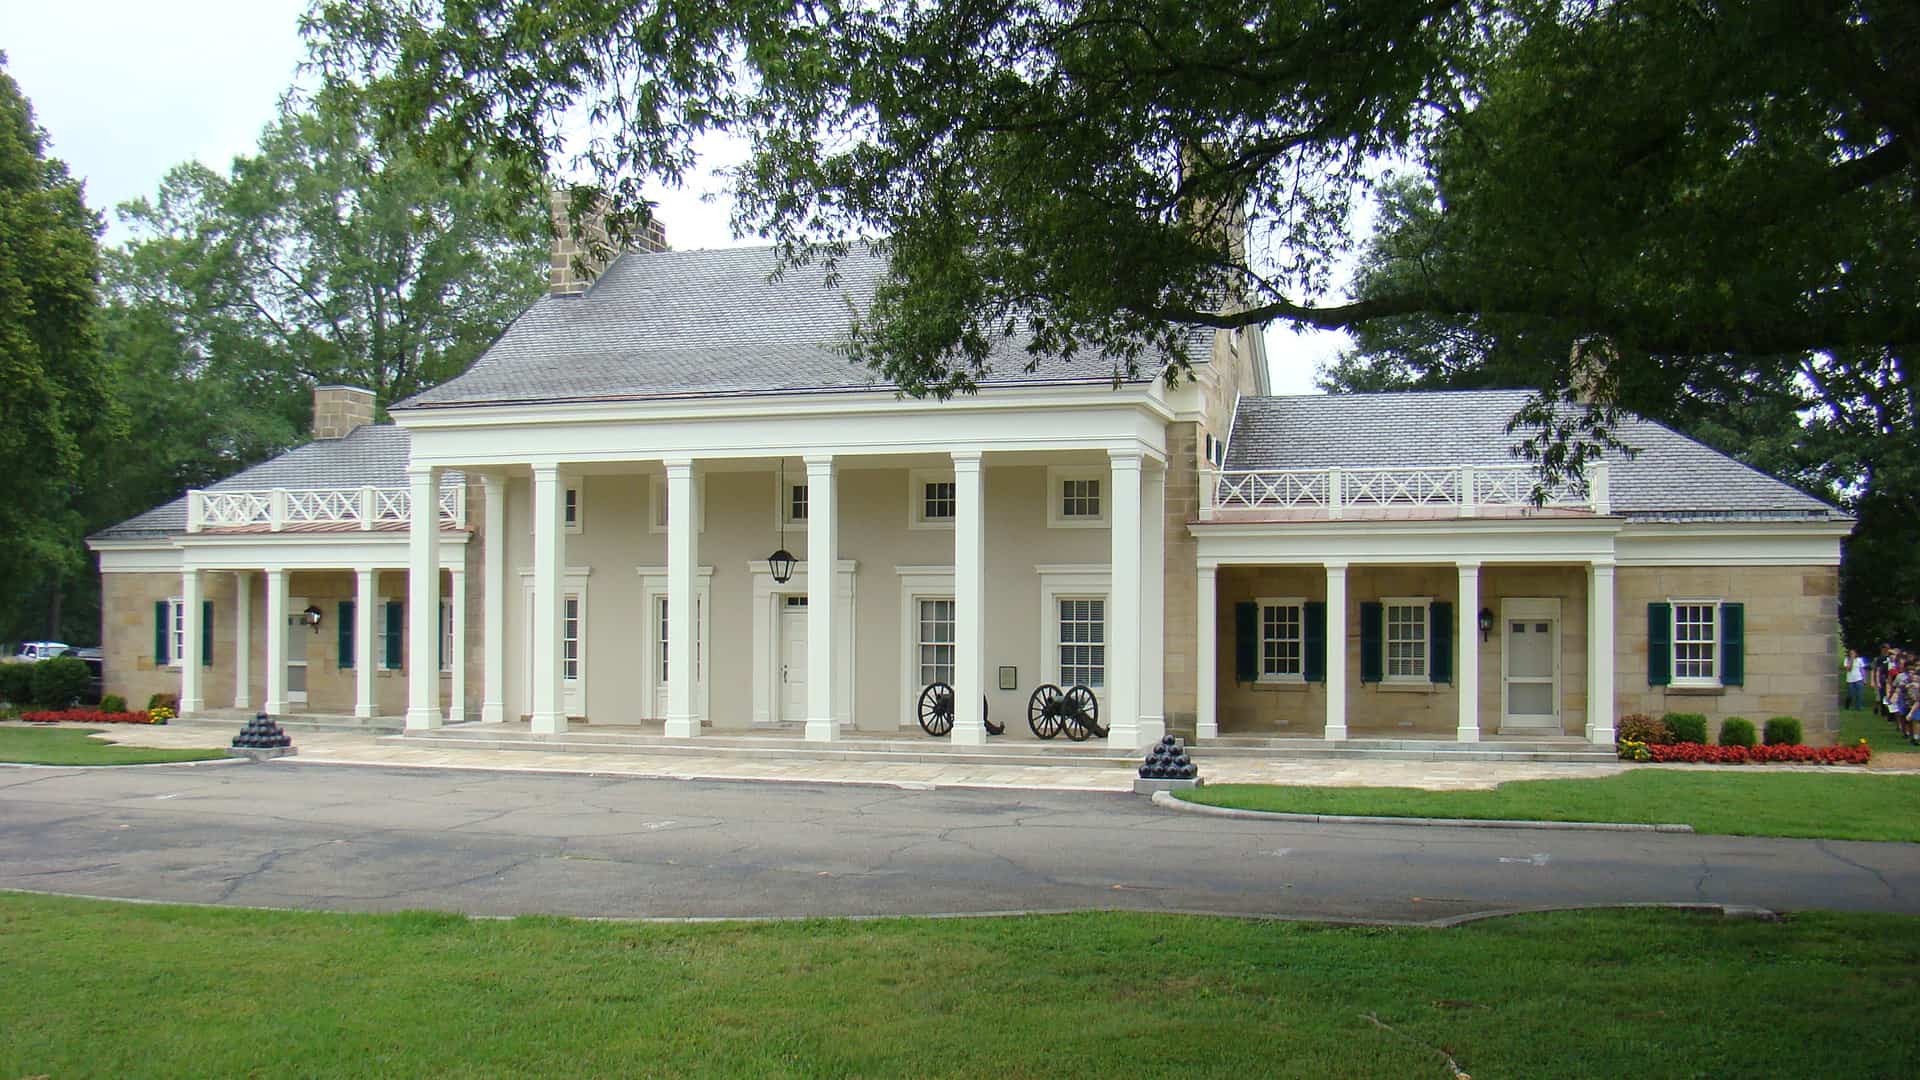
313,385,376,439
549,189,669,296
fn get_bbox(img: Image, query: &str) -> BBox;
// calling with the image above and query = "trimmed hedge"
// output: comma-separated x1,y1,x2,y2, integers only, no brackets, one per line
1663,712,1709,746
1617,713,1672,745
1719,716,1757,748
30,657,90,708
1764,717,1803,746
99,694,127,714
0,663,31,705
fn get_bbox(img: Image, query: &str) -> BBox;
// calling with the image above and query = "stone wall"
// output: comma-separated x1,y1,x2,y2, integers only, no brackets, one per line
311,385,375,440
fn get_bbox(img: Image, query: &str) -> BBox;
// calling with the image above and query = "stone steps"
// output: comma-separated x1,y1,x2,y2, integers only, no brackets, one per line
393,728,1143,769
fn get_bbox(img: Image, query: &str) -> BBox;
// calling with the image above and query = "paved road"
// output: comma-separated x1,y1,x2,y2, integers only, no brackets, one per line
2,761,1915,924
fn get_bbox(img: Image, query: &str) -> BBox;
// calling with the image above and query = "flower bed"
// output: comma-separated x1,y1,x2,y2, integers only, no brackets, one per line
21,708,164,726
1641,741,1871,765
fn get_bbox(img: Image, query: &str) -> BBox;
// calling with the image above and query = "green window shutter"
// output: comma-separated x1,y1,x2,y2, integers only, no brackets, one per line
1359,602,1384,684
1647,602,1672,686
1233,601,1258,683
1720,602,1744,687
385,601,404,670
201,600,214,667
1430,601,1453,685
1303,601,1327,683
338,601,355,670
154,600,170,666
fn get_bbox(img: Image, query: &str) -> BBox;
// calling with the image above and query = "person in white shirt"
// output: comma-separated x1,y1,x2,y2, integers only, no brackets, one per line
1846,649,1866,711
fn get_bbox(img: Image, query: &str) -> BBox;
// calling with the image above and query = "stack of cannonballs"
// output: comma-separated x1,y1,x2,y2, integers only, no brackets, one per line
1139,735,1198,781
232,713,293,751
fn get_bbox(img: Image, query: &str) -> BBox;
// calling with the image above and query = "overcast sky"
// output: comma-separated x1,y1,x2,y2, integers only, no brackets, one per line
6,0,1339,392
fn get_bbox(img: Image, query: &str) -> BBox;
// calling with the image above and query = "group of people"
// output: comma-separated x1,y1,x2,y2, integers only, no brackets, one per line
1852,646,1920,744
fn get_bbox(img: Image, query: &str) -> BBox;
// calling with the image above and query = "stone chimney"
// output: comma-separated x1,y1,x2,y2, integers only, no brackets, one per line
549,190,669,296
1568,335,1619,405
313,385,376,439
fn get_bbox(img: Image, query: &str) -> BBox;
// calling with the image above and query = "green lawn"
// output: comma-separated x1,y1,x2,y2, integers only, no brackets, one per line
1839,705,1920,756
0,725,227,766
1,894,1916,1078
1179,770,1920,842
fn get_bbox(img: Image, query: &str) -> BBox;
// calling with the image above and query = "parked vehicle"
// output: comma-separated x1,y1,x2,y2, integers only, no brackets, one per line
61,647,104,703
7,641,70,664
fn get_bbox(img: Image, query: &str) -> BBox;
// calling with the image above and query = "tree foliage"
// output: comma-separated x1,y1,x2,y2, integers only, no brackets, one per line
0,54,113,640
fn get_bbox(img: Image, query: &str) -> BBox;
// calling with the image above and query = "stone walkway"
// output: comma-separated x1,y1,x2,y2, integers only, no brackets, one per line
49,720,1636,792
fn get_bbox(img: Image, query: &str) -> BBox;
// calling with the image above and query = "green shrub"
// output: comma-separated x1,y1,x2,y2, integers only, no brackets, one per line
1719,716,1757,747
1663,712,1709,745
0,662,31,705
147,692,179,713
99,693,127,714
1764,717,1803,746
31,657,91,707
1616,713,1671,745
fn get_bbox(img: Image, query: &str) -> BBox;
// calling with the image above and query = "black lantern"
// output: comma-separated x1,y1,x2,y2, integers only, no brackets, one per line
302,605,324,633
1478,607,1494,642
768,458,798,584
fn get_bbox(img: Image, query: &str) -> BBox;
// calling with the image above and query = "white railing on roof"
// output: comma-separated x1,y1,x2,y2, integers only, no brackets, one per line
1201,463,1607,520
185,484,465,533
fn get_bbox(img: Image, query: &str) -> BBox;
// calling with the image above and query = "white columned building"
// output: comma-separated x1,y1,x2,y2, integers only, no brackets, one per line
803,455,839,742
405,465,441,730
530,463,567,733
950,451,988,746
480,472,507,724
664,459,701,738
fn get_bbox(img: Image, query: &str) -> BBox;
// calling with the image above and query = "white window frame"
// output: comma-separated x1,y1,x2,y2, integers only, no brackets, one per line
1669,598,1722,688
775,476,809,528
1036,565,1111,691
1382,596,1432,684
907,468,956,530
1046,465,1109,528
896,565,956,724
519,567,593,717
167,596,186,669
1256,596,1306,683
637,565,713,722
563,485,583,534
1055,596,1108,690
647,474,707,534
915,596,957,689
439,599,453,673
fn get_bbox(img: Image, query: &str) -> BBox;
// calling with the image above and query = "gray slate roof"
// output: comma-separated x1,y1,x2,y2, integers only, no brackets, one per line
399,245,1204,408
1224,389,1845,521
92,425,424,541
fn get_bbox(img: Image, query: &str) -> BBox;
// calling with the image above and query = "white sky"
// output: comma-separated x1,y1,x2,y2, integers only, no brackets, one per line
5,0,1337,392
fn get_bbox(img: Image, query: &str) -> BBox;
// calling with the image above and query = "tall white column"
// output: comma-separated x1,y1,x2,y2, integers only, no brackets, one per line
264,567,288,716
405,465,442,730
530,464,567,734
179,568,203,714
1138,461,1166,745
354,567,376,719
1195,564,1218,740
950,451,988,745
480,471,507,723
232,571,251,710
448,566,467,723
1107,450,1144,748
1587,561,1617,744
664,459,700,738
803,456,839,742
1456,562,1481,743
1324,561,1349,741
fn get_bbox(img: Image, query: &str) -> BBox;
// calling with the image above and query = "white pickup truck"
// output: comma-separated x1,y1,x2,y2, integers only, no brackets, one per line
6,641,71,663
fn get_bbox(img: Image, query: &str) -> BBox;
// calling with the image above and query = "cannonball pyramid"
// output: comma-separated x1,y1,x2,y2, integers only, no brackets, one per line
1138,734,1198,780
232,713,293,750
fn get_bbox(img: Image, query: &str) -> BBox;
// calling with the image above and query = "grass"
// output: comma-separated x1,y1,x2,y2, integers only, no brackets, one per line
0,725,227,766
1839,705,1920,756
2,893,1916,1078
1179,770,1920,842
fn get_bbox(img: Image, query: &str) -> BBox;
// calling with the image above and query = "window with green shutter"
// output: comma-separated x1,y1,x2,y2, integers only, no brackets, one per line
338,600,355,670
1358,602,1383,683
1646,602,1672,686
1720,602,1744,687
154,600,170,666
1302,601,1327,683
1233,601,1258,683
383,601,404,670
1429,600,1453,685
202,600,214,667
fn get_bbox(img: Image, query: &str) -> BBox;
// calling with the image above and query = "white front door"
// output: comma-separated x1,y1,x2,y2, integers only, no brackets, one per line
1503,613,1559,731
780,602,808,722
286,598,309,705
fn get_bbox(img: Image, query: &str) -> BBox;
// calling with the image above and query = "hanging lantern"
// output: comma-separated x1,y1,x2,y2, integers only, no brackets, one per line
768,458,797,583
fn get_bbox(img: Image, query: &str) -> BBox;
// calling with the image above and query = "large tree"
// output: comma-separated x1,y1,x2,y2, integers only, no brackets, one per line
0,54,113,643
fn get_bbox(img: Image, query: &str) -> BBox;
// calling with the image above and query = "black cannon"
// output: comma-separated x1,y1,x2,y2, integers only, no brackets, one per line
1025,683,1104,740
916,682,1003,736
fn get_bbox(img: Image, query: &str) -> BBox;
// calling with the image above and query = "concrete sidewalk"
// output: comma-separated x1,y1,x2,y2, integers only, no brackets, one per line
77,720,1631,792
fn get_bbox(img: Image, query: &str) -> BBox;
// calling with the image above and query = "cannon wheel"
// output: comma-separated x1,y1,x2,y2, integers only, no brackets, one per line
1027,684,1065,739
1062,684,1103,740
917,682,954,736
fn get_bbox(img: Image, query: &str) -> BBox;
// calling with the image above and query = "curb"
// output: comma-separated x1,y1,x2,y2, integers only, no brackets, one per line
1150,789,1695,833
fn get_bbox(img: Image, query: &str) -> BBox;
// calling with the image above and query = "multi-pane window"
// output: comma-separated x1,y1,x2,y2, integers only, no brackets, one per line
656,597,669,684
1260,600,1304,680
918,598,955,687
1061,478,1101,519
1058,598,1106,688
923,481,956,521
1385,601,1429,680
169,598,186,666
439,600,453,672
1672,602,1718,683
562,595,581,682
563,487,581,531
789,484,808,523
